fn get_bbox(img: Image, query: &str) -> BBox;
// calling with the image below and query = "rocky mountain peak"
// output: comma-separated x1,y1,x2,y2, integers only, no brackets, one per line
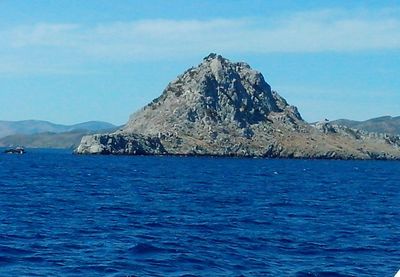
203,52,224,61
199,53,256,83
127,53,301,136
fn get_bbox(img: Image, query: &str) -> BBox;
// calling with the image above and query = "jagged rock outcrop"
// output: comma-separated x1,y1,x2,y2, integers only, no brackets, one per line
76,53,400,160
76,133,166,155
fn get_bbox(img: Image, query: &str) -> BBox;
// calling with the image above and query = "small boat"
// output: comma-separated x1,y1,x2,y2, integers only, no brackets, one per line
4,146,26,154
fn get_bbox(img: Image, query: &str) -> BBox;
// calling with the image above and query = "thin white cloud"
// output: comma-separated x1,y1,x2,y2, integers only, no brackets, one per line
1,9,399,72
6,23,79,47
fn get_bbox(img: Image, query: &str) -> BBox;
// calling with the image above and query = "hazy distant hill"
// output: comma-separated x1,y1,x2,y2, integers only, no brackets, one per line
0,120,116,138
0,131,90,149
331,116,400,136
0,126,120,149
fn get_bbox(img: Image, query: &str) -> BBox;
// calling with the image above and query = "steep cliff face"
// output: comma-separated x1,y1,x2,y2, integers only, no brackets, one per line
76,54,400,159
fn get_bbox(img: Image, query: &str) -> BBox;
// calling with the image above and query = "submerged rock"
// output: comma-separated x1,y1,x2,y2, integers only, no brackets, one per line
76,54,400,160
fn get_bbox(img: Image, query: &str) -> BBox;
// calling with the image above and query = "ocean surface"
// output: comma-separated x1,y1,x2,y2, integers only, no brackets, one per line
0,149,399,276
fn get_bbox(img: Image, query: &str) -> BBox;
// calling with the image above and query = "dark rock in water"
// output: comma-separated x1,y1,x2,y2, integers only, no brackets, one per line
76,54,400,160
4,147,25,154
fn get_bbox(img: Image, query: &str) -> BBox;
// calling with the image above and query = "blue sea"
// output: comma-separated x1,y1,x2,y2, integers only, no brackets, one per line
0,149,399,276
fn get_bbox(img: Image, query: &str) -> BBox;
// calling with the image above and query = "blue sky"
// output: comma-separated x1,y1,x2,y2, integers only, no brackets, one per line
0,0,399,125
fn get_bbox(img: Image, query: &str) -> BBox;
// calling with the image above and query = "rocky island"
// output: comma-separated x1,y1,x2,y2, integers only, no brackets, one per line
76,54,400,159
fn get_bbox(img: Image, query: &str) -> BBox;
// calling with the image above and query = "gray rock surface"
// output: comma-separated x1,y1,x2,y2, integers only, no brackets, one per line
76,54,400,160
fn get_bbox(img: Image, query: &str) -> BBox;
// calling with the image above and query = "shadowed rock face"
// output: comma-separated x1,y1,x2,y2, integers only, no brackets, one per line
76,54,400,159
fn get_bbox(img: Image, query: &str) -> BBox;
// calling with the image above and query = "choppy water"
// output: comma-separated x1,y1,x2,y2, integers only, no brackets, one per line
0,149,399,276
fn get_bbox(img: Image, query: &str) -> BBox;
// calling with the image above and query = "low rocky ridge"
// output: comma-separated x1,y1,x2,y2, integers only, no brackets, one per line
0,124,118,149
0,131,90,149
0,128,117,149
330,116,400,136
76,54,400,160
0,120,115,138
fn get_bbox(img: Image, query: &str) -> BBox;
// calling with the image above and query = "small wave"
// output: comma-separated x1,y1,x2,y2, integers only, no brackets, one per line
59,243,85,250
22,256,46,263
34,233,46,239
270,201,292,207
0,245,34,256
175,254,205,265
0,256,15,264
296,271,354,277
128,243,163,254
144,222,164,228
325,246,373,253
71,265,119,274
